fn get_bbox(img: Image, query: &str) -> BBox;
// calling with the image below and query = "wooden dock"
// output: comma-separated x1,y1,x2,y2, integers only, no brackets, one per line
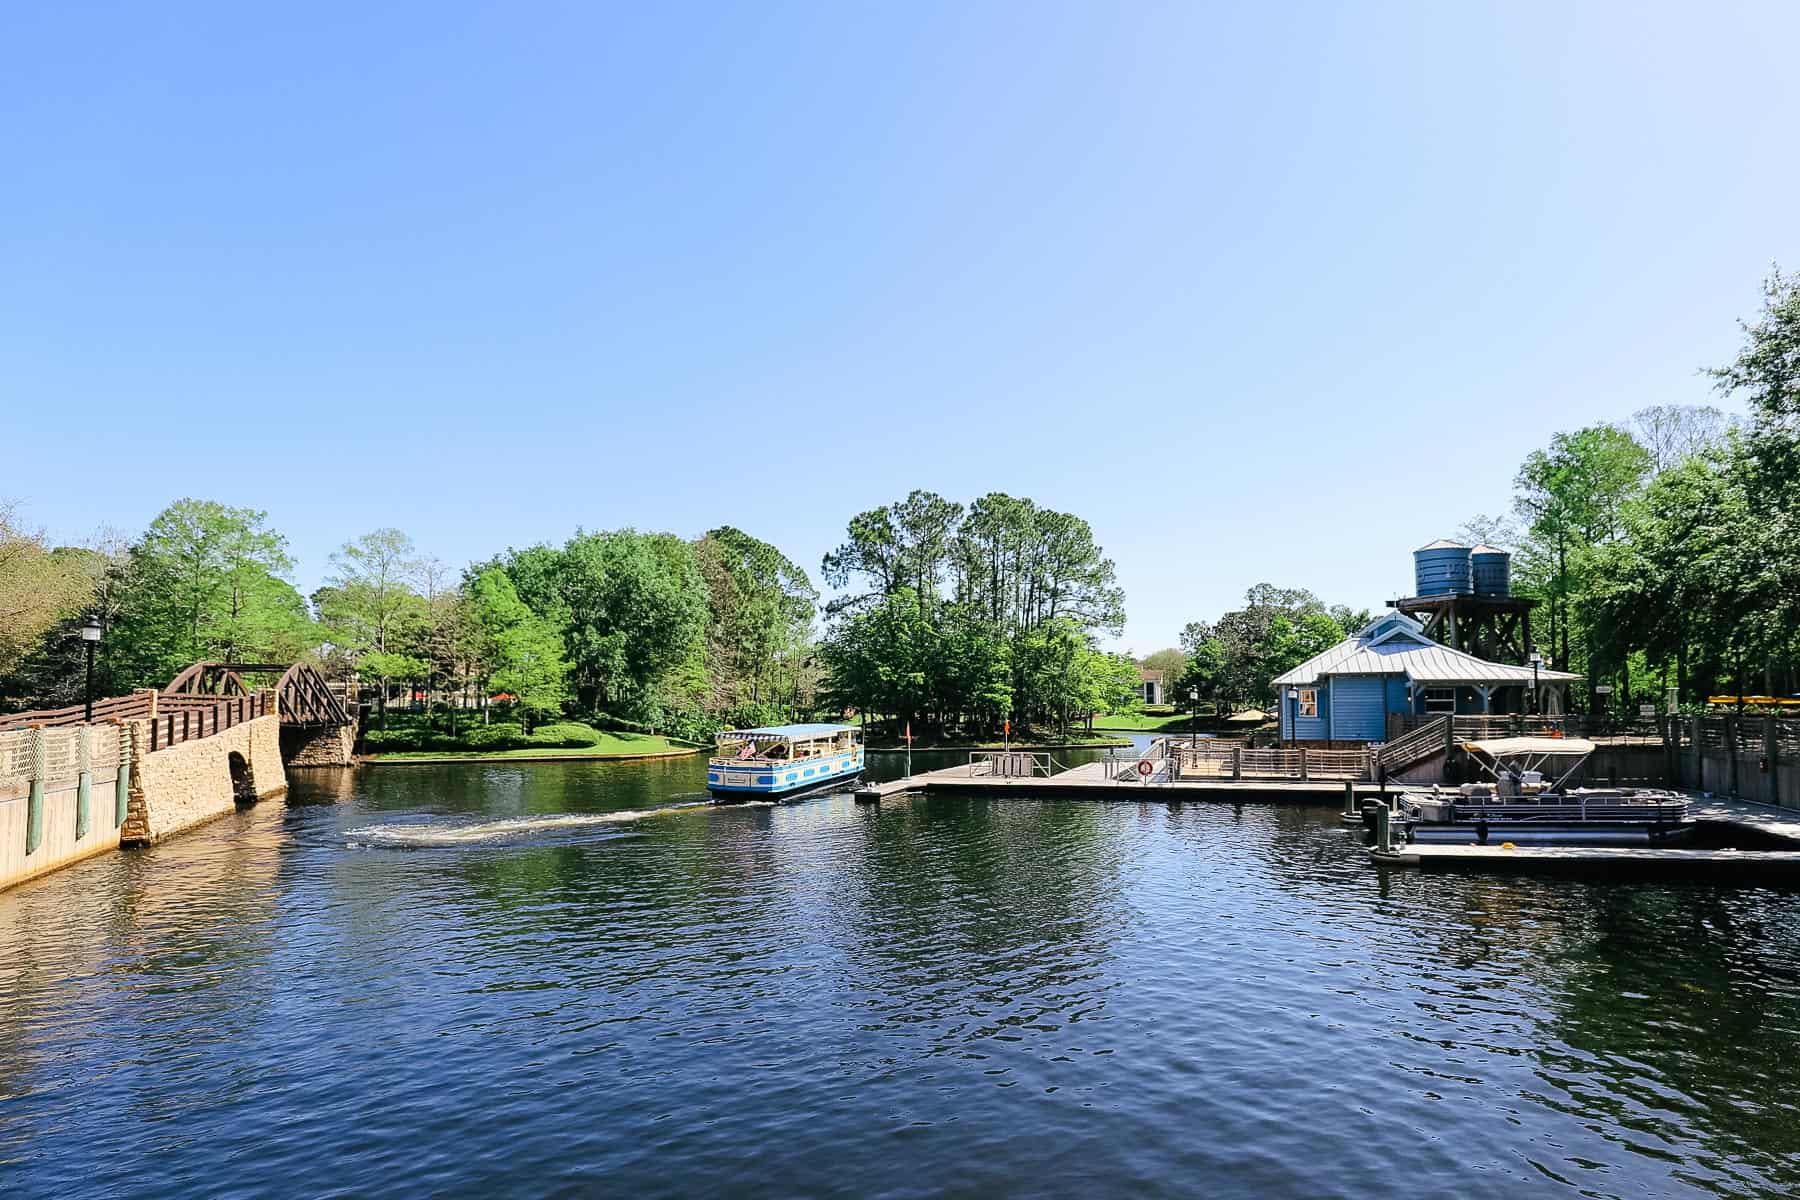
1373,842,1800,882
854,760,1392,804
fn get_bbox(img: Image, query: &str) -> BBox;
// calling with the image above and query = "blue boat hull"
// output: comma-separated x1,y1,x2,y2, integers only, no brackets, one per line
707,749,865,802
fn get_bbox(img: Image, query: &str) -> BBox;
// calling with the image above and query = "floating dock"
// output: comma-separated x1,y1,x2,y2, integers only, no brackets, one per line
1368,794,1800,881
1372,842,1800,882
853,761,1389,804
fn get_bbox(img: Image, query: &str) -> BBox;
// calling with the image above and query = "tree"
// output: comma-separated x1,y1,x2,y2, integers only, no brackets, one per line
818,490,1126,738
1140,647,1188,701
467,567,568,729
1178,585,1346,711
1512,425,1652,670
694,526,817,724
1632,404,1730,473
0,502,97,695
316,529,427,727
492,530,709,726
109,499,311,687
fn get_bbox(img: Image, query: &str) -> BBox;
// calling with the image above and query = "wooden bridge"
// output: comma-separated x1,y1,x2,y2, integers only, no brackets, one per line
1,661,356,765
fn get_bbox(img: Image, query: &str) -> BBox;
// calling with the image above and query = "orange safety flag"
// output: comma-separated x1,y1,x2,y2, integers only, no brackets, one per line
904,722,912,743
1004,719,1010,736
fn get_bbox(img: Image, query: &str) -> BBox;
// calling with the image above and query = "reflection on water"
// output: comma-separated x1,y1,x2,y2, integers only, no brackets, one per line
3,759,1800,1198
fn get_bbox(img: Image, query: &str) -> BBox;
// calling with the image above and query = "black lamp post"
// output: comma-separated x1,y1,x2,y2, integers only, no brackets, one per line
80,615,104,722
1188,687,1199,749
1528,648,1544,716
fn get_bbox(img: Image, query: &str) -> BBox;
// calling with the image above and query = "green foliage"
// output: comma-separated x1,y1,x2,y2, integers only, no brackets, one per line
0,507,100,694
108,498,313,687
818,491,1126,735
365,719,610,753
1511,424,1653,671
1481,268,1800,707
495,529,708,722
1178,585,1349,712
694,526,817,724
467,567,569,725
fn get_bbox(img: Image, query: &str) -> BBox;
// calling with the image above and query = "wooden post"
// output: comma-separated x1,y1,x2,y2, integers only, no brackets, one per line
113,720,131,827
1299,747,1309,781
25,726,46,855
75,725,92,840
1728,716,1741,797
1766,716,1782,809
1343,779,1355,816
1232,746,1242,781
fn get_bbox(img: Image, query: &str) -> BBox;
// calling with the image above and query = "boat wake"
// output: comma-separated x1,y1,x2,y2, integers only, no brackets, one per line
346,802,712,849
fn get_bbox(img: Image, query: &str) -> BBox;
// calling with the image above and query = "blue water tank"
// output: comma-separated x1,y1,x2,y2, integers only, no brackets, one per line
1470,545,1511,596
1413,540,1473,597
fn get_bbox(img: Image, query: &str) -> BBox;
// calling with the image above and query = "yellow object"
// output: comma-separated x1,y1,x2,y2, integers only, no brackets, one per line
1501,842,1516,849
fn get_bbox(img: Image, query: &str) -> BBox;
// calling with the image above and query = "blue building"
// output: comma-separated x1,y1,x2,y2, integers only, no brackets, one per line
1271,612,1581,743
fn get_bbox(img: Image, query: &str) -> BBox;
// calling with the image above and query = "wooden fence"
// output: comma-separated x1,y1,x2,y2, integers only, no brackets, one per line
1669,715,1800,808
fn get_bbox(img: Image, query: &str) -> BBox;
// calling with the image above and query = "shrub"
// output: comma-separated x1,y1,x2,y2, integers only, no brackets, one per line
526,722,604,749
460,722,526,750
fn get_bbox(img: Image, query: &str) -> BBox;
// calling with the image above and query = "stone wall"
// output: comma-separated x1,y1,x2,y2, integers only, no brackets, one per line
125,715,287,845
282,724,356,766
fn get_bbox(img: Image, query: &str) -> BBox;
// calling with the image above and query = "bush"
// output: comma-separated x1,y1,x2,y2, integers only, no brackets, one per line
460,722,525,750
526,722,605,748
364,728,426,752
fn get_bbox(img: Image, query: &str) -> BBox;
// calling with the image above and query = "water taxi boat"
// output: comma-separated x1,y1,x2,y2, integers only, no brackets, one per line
1397,736,1692,846
707,724,865,802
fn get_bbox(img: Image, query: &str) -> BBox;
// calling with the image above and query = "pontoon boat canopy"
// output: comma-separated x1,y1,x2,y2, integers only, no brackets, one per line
1459,737,1595,757
714,723,856,742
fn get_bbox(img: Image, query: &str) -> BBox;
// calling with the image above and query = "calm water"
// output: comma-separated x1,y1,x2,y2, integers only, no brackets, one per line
5,750,1800,1198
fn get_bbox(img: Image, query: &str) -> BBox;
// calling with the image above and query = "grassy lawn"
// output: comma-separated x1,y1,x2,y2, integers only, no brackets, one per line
1087,711,1206,732
370,732,701,761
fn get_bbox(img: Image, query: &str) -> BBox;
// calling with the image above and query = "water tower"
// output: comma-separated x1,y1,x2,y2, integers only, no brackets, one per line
1391,541,1536,663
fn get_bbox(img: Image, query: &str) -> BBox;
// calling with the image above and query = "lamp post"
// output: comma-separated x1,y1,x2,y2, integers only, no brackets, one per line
1528,648,1544,716
79,615,103,722
1188,687,1199,749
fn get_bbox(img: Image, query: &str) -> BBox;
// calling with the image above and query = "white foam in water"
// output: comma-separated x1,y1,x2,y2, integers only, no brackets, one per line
346,801,713,848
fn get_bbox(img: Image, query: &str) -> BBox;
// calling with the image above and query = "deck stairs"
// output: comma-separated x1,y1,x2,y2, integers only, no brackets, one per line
1376,715,1450,777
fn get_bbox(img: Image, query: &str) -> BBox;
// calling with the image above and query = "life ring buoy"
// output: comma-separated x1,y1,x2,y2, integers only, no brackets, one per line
1136,759,1154,777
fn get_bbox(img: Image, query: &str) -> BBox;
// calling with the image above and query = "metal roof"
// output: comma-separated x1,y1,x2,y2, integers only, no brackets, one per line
1272,616,1582,687
715,723,856,741
1416,538,1471,551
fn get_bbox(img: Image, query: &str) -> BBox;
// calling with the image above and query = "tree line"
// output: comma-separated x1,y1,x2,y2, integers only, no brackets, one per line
0,506,819,741
816,490,1140,737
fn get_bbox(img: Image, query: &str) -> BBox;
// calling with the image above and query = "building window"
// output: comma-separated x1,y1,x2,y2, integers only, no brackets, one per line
1297,689,1318,718
1423,687,1456,714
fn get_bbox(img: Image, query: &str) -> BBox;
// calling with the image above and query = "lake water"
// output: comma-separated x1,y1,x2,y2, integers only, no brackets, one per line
4,751,1800,1198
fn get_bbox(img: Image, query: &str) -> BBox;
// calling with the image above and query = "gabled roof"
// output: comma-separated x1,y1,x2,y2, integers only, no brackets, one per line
1138,667,1163,684
1272,612,1582,688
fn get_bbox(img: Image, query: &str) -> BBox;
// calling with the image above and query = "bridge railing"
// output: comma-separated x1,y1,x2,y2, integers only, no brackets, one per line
144,690,274,752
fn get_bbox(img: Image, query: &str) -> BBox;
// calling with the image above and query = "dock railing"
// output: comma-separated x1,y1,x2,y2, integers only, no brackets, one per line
968,751,1055,778
1170,740,1373,782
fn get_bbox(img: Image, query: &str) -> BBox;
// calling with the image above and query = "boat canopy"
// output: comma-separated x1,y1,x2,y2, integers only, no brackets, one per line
714,723,857,743
1460,737,1596,758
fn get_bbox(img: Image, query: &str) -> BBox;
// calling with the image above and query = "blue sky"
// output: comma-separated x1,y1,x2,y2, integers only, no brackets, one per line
3,3,1795,652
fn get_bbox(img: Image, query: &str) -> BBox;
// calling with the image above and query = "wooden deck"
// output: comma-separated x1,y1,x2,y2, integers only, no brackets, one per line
855,760,1392,803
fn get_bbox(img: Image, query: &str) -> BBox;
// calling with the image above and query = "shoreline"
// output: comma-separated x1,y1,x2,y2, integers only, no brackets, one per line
866,739,1131,752
363,746,707,766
